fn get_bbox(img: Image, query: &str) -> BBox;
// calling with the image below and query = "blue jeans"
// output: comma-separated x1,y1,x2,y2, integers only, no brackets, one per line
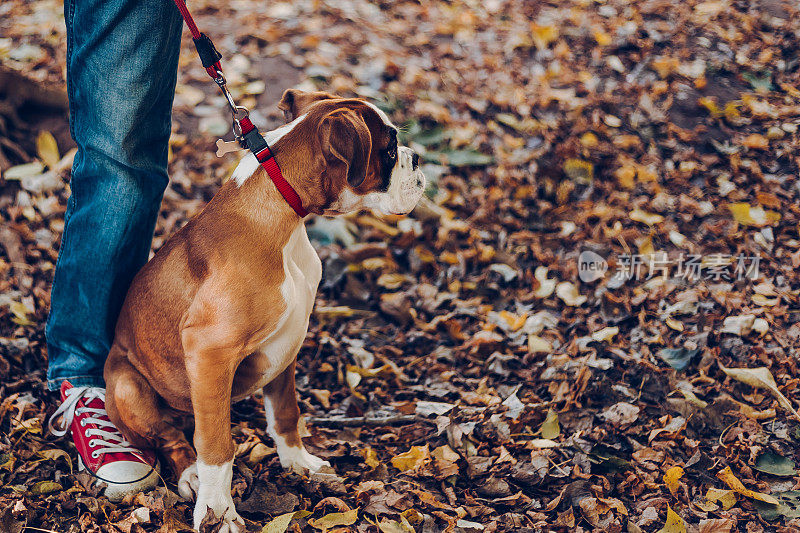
46,0,182,390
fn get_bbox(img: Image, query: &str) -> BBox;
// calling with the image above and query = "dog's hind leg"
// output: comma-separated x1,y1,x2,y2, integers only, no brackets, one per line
104,345,198,498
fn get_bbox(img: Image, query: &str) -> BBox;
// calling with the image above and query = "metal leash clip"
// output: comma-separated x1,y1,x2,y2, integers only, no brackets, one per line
211,71,249,142
211,71,252,157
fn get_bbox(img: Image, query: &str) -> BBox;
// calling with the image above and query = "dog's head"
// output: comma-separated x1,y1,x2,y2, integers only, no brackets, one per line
265,89,425,216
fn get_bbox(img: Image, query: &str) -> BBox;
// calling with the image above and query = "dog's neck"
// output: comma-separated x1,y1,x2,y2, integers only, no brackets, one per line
203,140,314,253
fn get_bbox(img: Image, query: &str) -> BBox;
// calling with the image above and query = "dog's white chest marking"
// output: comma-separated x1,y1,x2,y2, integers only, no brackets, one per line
247,224,321,390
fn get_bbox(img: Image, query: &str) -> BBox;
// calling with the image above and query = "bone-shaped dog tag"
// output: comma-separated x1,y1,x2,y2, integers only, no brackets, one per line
216,139,243,157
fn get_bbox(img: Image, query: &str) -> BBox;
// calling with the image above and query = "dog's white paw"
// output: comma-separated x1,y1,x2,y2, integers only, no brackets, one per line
178,462,199,500
192,459,243,532
279,446,330,474
193,497,244,533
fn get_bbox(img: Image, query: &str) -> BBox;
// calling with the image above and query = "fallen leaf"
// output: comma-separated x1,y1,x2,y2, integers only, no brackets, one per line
308,509,358,530
697,518,735,533
539,408,560,439
719,365,800,421
3,161,45,181
664,466,684,496
534,267,556,298
36,131,60,168
378,517,415,533
656,348,700,371
261,511,310,533
363,447,380,468
36,449,72,473
728,203,780,227
657,505,686,533
600,402,640,427
716,466,779,504
563,158,593,183
753,491,800,520
630,208,664,225
591,326,618,342
754,451,798,477
742,133,768,149
390,445,430,472
29,481,62,495
556,282,587,306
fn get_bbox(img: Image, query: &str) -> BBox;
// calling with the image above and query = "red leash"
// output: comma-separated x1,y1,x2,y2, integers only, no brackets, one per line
172,0,308,218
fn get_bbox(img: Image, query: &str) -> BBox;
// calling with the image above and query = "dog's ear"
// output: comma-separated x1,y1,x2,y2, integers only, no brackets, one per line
319,109,371,188
278,89,338,122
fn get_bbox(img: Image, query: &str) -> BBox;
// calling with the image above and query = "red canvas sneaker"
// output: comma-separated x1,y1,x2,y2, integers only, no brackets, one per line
48,381,159,501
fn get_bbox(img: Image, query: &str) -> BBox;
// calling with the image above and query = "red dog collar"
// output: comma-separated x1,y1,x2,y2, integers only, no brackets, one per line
238,117,308,218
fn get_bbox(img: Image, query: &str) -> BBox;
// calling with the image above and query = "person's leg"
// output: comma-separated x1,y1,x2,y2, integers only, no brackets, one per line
46,0,182,390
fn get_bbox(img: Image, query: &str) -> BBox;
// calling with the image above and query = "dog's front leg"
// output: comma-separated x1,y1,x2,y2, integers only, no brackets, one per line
264,359,330,473
184,327,244,533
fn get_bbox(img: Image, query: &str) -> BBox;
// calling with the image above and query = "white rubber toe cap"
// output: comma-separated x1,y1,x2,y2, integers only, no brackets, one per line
92,460,160,502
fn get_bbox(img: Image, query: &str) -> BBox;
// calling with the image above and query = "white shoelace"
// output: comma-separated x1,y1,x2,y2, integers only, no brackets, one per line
49,386,140,459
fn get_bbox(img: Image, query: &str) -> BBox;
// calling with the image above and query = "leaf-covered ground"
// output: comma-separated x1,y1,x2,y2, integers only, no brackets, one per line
2,0,800,531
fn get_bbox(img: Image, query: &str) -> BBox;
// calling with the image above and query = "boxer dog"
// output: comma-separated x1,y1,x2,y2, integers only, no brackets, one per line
103,89,425,531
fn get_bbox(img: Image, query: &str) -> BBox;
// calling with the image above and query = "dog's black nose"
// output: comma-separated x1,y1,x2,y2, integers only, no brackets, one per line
411,152,419,170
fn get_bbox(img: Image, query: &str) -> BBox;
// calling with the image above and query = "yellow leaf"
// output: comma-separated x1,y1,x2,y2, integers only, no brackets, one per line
30,481,62,495
652,56,679,78
377,273,407,289
534,266,556,298
499,310,527,331
378,518,415,533
390,445,430,472
539,408,560,439
666,318,684,332
363,447,379,468
742,134,768,149
314,306,357,318
638,236,655,256
556,282,586,307
581,132,598,146
37,449,72,473
704,487,737,510
262,511,304,533
563,158,593,183
630,208,664,225
723,101,740,121
591,326,619,342
728,203,780,227
593,30,612,46
752,294,779,307
615,165,636,189
719,365,800,421
531,24,558,49
528,335,552,354
657,505,686,533
663,466,684,496
781,82,800,99
698,96,723,117
308,509,358,530
0,453,15,471
716,466,779,505
9,301,34,326
36,131,60,168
